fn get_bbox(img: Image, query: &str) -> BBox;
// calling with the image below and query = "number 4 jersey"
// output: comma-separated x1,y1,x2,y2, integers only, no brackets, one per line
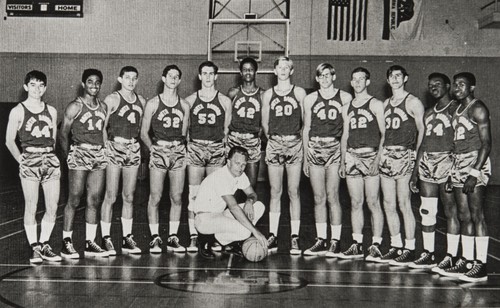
108,91,143,140
71,97,106,146
18,102,55,149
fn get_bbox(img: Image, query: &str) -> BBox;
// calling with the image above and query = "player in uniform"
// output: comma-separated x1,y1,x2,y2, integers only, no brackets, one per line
378,65,425,265
441,72,491,282
262,56,307,255
185,61,232,253
60,69,108,258
100,66,146,255
227,57,264,188
409,73,459,270
6,70,62,263
302,63,351,257
140,65,190,253
338,67,386,261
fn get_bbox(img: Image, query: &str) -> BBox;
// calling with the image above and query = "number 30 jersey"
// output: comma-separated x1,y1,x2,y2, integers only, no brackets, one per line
151,95,184,142
268,86,302,136
18,102,55,149
347,98,380,149
229,87,261,134
421,101,454,153
452,99,482,154
384,94,417,149
71,98,106,146
189,91,225,141
108,92,143,140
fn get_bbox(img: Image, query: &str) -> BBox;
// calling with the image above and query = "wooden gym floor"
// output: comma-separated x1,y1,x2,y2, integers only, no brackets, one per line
0,173,500,308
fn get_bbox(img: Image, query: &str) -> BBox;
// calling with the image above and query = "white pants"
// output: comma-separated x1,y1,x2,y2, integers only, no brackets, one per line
194,201,265,245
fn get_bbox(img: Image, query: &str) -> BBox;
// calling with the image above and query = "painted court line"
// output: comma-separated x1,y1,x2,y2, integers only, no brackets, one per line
0,204,66,227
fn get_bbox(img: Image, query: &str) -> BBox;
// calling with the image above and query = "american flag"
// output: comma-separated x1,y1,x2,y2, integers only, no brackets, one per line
328,0,368,41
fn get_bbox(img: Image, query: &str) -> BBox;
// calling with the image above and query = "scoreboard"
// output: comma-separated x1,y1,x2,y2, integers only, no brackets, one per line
6,0,83,17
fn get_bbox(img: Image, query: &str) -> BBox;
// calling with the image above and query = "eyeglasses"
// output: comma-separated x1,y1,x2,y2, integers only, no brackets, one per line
318,73,333,79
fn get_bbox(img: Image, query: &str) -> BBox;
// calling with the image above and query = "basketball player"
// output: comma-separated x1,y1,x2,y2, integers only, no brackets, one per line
186,61,232,252
302,63,351,257
338,67,386,261
60,69,108,258
441,72,491,282
6,70,62,263
192,146,267,259
262,56,307,255
378,65,425,265
227,57,264,188
140,65,190,253
408,73,459,270
100,66,146,255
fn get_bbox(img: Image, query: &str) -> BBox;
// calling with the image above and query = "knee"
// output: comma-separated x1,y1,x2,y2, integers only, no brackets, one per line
104,192,117,205
287,187,300,199
457,210,471,223
122,192,134,205
170,193,183,207
194,214,208,233
313,194,326,206
270,186,282,199
148,194,162,208
254,201,266,220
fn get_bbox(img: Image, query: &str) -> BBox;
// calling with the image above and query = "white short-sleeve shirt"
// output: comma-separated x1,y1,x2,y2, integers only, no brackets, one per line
190,165,251,213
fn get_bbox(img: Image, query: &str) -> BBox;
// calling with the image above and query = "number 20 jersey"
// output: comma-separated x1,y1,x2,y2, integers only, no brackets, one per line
71,98,106,146
421,101,454,153
18,102,55,149
108,92,143,140
189,91,225,141
268,86,301,136
229,87,261,134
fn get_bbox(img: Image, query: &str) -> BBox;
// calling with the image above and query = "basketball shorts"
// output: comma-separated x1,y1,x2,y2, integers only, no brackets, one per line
306,137,340,169
19,152,60,183
451,151,491,188
227,131,261,163
418,151,453,184
345,148,379,178
67,144,107,171
379,147,415,179
265,135,303,166
187,139,225,168
149,141,186,172
106,140,141,168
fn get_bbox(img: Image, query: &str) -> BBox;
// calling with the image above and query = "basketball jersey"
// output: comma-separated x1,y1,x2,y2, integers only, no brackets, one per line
151,95,185,142
229,87,261,134
71,98,106,146
384,94,417,149
189,91,225,141
18,102,55,149
347,97,380,149
268,86,302,136
309,90,343,138
452,99,482,154
421,101,454,153
108,92,143,140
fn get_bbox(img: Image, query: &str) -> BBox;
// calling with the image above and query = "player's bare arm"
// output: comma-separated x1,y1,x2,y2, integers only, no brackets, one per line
410,108,434,192
5,105,23,163
219,93,232,141
339,103,350,179
302,92,316,176
180,98,191,137
294,86,307,121
102,92,121,142
140,97,159,149
227,87,240,101
261,88,273,138
370,98,386,176
60,100,82,158
408,95,426,153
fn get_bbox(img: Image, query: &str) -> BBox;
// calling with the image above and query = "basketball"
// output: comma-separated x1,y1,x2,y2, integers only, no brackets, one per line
242,237,268,262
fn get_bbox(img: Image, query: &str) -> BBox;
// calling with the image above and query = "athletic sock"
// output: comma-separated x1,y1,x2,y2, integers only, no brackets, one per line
188,218,197,235
315,222,327,239
290,220,300,236
422,231,435,252
149,224,159,236
331,224,342,241
405,238,415,250
63,230,73,240
121,217,133,237
269,212,280,236
390,233,403,248
169,221,180,236
86,223,97,242
372,236,383,246
353,233,363,244
461,235,475,260
475,236,489,263
24,224,38,245
447,233,460,257
39,219,55,243
100,221,111,237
